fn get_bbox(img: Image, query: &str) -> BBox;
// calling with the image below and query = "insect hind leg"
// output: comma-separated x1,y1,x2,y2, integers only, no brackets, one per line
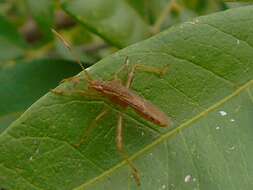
52,89,109,147
116,114,141,186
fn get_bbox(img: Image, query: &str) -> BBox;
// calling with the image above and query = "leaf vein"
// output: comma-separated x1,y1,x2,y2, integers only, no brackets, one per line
200,22,253,50
0,163,43,190
77,80,253,189
5,135,105,173
161,52,235,87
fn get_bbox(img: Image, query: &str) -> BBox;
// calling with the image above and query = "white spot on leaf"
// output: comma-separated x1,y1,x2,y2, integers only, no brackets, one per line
230,118,235,122
219,110,227,116
229,146,235,151
184,175,192,183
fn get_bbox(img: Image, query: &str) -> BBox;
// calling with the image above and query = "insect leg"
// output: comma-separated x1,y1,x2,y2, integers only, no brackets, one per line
75,107,110,147
51,89,100,99
116,114,141,186
59,69,93,86
135,64,170,77
113,56,130,81
125,63,170,88
125,63,136,89
60,76,81,84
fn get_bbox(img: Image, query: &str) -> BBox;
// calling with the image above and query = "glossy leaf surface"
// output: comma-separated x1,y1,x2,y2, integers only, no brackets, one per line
0,6,253,190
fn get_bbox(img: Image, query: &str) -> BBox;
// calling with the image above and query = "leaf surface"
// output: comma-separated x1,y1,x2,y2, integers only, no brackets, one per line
0,6,253,190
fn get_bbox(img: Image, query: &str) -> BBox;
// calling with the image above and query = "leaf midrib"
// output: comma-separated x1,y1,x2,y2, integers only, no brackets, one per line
75,79,253,190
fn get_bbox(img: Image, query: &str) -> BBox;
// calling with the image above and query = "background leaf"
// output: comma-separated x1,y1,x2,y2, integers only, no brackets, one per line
61,0,150,48
0,5,253,190
126,0,169,24
0,59,81,133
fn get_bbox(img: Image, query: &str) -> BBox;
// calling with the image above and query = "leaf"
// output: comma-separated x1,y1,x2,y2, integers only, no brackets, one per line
61,0,150,48
125,0,169,24
182,0,227,14
0,15,26,62
0,59,81,134
1,5,253,190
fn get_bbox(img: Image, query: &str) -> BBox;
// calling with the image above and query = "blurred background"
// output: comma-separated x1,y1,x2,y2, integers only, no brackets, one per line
0,0,251,132
0,0,250,64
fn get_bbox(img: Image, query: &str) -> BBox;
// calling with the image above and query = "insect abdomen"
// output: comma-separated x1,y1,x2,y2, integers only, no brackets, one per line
90,80,170,127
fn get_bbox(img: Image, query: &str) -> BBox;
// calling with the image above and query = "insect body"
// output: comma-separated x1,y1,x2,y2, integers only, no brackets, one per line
53,60,170,186
89,80,170,127
52,27,171,187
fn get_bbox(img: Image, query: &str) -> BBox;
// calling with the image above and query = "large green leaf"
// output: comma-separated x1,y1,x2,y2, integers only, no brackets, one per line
0,15,26,62
61,0,150,48
0,59,81,133
1,5,253,190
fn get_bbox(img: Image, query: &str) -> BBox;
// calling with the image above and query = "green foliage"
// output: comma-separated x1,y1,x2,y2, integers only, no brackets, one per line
0,15,27,61
25,0,55,42
61,0,150,48
0,4,253,190
0,59,81,133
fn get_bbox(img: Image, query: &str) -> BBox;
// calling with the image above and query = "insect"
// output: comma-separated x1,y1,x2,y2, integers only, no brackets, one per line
51,29,171,186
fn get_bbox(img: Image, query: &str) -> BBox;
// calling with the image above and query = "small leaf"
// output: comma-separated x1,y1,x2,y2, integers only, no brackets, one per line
0,6,253,190
0,59,81,133
61,0,150,48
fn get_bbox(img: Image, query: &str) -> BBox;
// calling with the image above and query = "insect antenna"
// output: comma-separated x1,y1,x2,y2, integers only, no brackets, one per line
51,28,92,82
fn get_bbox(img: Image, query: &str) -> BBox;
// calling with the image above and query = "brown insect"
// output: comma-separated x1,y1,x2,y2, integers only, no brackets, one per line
87,65,170,128
52,29,171,186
